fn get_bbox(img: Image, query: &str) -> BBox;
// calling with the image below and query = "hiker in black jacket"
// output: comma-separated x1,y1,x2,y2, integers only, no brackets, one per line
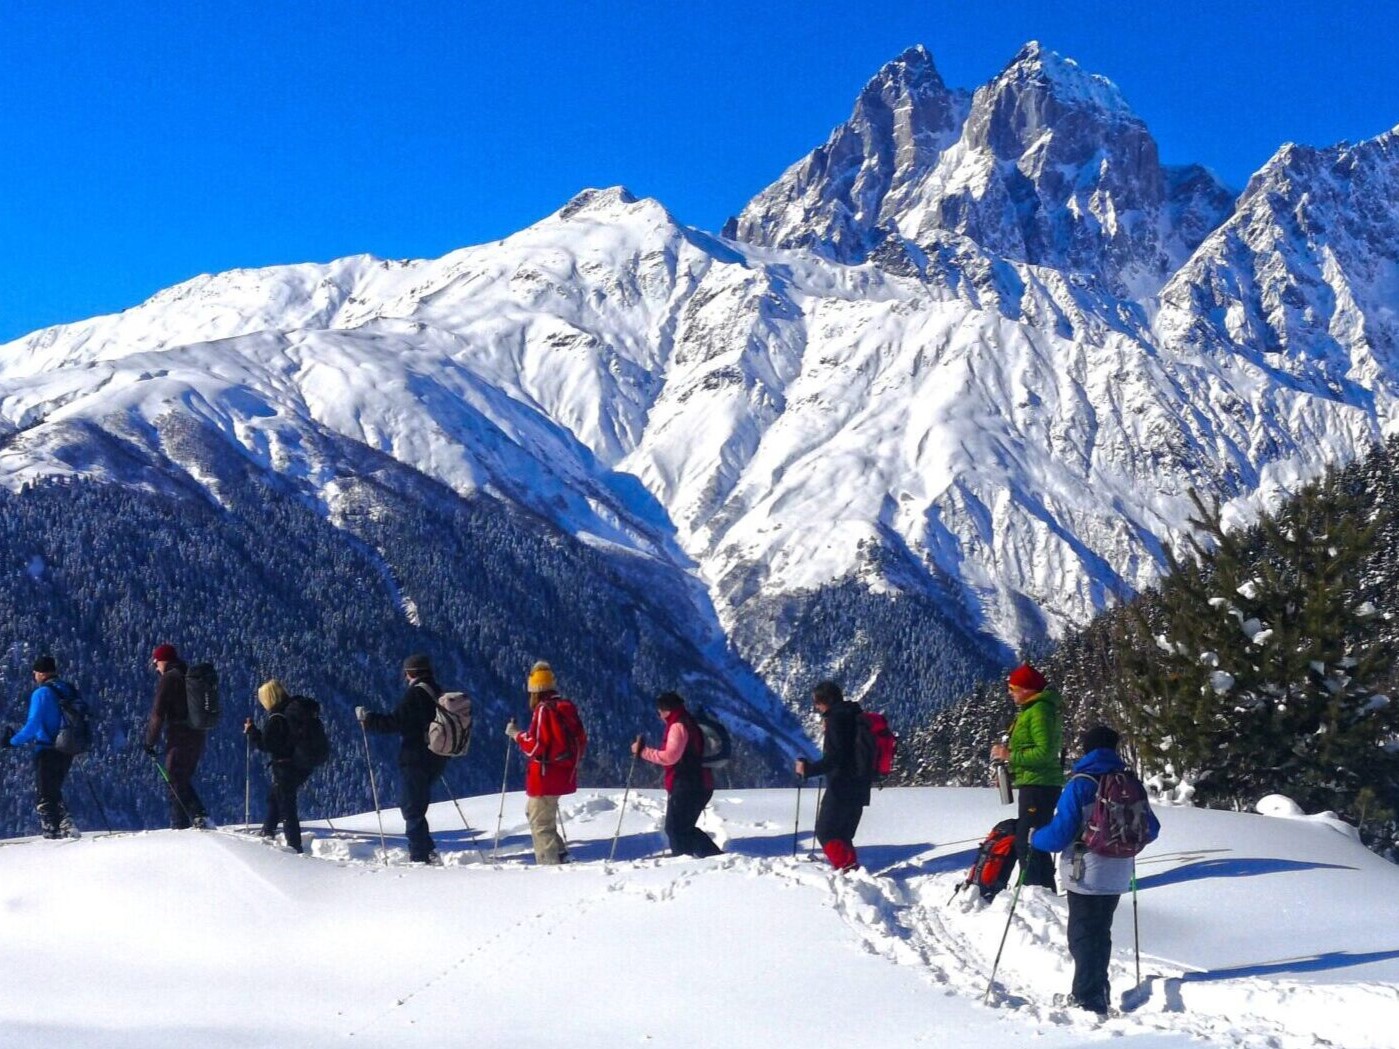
143,643,209,830
244,678,310,854
795,680,872,871
355,653,447,864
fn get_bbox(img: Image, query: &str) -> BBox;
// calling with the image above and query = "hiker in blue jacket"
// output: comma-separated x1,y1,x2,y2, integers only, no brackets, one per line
3,655,79,838
1031,724,1160,1016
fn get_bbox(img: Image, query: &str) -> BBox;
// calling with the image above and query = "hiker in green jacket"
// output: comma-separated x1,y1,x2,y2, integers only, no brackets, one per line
990,662,1064,890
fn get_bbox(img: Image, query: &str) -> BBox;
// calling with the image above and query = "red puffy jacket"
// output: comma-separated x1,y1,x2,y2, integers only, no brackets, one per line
514,694,586,797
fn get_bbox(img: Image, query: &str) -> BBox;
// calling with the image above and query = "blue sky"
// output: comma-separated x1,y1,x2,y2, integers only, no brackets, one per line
1,2,1395,343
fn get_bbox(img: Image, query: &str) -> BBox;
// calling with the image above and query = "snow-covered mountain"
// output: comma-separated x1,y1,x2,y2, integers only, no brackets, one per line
1,42,1397,717
726,42,1236,300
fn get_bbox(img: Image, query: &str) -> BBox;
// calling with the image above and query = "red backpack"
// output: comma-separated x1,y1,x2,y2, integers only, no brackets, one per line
540,698,587,766
952,818,1019,902
864,711,897,778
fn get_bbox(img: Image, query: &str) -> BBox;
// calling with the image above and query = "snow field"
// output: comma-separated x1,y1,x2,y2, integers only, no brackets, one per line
3,786,1397,1047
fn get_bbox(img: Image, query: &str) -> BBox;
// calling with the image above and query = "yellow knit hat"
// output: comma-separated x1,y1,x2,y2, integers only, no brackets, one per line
527,661,556,693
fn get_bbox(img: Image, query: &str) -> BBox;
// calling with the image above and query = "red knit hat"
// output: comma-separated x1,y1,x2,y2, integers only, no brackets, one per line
152,643,178,663
1007,663,1046,691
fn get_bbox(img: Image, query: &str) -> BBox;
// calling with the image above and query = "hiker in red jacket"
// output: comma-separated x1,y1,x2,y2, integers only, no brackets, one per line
506,661,586,865
631,691,722,858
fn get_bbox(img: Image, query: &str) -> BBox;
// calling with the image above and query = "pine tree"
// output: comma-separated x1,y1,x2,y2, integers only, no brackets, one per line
1112,481,1399,838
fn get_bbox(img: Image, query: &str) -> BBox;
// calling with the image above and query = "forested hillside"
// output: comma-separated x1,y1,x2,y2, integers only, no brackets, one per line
903,437,1399,855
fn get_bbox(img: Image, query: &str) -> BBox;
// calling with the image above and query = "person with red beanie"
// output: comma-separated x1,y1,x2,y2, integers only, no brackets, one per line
990,662,1064,890
144,643,210,829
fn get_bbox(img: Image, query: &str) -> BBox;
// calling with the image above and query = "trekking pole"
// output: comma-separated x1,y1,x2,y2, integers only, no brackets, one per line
609,750,638,863
983,867,1028,1005
792,778,803,857
439,771,488,863
244,712,253,830
1132,860,1141,988
358,720,388,865
492,738,512,860
78,757,113,833
146,752,193,828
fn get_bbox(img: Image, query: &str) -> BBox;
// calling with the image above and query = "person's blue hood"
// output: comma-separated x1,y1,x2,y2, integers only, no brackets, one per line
1071,747,1125,776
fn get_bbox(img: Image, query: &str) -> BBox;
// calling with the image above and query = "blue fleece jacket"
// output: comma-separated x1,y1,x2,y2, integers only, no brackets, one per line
1031,747,1161,895
10,681,67,749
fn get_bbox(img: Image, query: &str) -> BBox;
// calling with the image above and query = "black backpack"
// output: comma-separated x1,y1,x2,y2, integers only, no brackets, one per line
851,704,879,784
691,708,732,768
277,696,330,770
50,680,92,757
185,662,221,731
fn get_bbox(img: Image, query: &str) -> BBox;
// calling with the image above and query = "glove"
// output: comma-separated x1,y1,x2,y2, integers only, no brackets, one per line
143,742,159,757
1,727,14,749
243,717,254,734
355,706,368,723
504,719,519,740
795,758,809,779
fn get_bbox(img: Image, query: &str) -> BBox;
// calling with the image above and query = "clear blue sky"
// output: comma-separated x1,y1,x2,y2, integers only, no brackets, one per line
1,1,1395,343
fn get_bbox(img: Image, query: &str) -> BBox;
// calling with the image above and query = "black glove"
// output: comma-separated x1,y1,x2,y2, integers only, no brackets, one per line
142,742,159,757
1,727,15,748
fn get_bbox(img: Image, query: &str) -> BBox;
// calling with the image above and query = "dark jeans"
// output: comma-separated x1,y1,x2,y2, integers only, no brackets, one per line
1015,783,1061,889
165,730,208,829
262,763,312,852
665,784,722,857
400,755,448,862
35,748,74,835
1067,891,1121,1013
815,791,864,870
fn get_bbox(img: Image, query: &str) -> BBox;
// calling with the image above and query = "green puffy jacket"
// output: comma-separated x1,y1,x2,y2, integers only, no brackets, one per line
1007,689,1064,787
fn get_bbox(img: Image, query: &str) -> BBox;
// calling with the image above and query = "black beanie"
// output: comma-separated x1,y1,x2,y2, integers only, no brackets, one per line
31,655,56,675
403,653,433,675
1080,724,1120,753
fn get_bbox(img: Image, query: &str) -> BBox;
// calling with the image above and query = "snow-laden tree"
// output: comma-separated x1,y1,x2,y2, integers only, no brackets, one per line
1114,482,1399,841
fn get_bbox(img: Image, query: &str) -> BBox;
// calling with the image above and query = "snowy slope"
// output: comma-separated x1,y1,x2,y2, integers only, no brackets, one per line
2,787,1395,1048
1,44,1397,669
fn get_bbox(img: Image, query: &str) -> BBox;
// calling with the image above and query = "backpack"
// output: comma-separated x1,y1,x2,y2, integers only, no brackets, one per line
953,818,1019,902
1074,770,1153,857
427,690,473,757
863,711,897,779
50,680,92,757
277,696,331,770
691,708,732,768
184,662,221,731
851,706,893,784
541,698,586,765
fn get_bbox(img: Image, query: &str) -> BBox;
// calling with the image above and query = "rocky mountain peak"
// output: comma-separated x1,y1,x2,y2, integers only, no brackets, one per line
731,42,1232,299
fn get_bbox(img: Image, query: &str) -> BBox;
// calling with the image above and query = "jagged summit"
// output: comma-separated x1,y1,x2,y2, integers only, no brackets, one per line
730,41,1232,298
864,43,949,96
992,41,1135,120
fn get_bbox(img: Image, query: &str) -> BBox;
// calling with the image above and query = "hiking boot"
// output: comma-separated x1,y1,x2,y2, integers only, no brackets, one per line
191,815,213,830
59,816,80,839
418,850,442,866
41,828,63,840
